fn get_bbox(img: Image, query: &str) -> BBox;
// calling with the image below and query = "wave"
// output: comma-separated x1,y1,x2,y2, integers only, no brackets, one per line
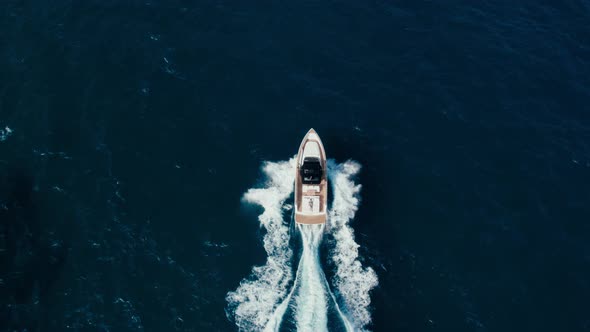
294,223,328,332
225,158,296,331
227,158,378,331
0,126,13,142
327,160,378,331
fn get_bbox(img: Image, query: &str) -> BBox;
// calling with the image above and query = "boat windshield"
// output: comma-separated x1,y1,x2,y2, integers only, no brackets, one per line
300,157,322,184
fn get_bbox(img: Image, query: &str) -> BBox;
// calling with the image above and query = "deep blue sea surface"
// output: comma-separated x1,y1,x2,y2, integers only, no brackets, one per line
1,0,590,331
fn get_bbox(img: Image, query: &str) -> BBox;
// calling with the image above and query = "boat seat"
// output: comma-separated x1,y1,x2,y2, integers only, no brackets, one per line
303,185,320,193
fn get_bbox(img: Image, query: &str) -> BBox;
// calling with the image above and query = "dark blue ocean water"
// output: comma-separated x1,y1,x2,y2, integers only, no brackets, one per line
1,0,590,331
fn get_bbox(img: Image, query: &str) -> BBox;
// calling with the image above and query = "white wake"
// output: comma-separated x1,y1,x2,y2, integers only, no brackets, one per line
227,158,378,331
225,159,296,331
294,223,329,332
327,160,379,331
0,126,13,142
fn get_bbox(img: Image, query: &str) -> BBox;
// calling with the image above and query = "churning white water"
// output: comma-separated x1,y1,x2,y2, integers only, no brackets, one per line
293,223,329,332
327,160,379,331
225,159,296,332
226,158,378,331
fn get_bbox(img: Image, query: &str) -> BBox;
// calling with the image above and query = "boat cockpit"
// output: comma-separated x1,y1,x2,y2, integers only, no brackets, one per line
300,157,323,184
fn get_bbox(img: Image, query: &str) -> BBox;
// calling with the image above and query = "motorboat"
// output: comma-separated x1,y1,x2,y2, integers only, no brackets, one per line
294,128,327,224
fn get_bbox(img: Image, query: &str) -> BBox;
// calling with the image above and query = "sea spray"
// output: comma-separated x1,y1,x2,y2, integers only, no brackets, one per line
227,158,378,331
327,160,379,331
294,223,328,332
0,126,13,142
265,223,353,332
226,158,296,331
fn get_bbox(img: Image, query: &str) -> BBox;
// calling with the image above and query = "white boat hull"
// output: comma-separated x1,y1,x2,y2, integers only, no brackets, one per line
294,129,328,224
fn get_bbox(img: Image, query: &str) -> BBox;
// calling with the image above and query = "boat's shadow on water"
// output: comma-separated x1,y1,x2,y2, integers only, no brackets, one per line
0,166,73,331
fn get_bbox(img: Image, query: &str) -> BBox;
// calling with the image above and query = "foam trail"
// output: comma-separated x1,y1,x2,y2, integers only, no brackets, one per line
266,225,353,332
226,158,296,331
263,256,299,332
294,223,328,332
0,126,13,142
323,277,354,332
228,158,377,331
327,159,379,331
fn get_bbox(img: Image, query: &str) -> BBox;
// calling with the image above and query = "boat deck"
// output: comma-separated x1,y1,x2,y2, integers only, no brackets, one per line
294,213,326,224
294,128,328,225
295,175,327,224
